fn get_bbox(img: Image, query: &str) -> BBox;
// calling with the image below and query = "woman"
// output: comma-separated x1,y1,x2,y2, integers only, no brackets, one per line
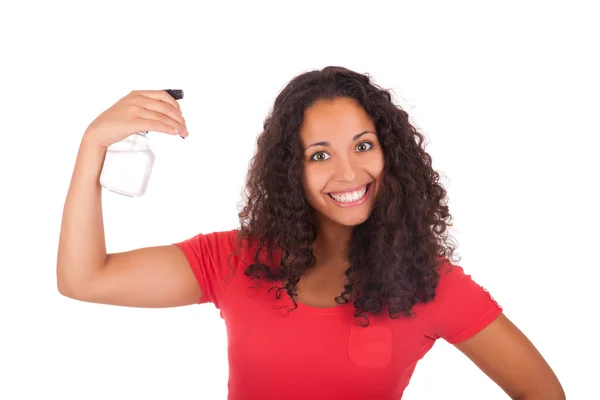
57,66,565,399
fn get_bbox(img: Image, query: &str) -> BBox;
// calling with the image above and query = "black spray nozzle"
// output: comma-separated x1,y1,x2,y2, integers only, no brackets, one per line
163,89,184,100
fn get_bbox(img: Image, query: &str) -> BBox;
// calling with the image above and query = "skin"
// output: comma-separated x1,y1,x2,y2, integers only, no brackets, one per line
300,97,384,276
296,97,565,400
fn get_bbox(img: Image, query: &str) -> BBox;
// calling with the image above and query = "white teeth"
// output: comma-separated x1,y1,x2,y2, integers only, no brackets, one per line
330,186,367,203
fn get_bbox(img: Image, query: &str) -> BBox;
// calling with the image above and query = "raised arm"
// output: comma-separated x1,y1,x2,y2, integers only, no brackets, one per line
56,90,200,308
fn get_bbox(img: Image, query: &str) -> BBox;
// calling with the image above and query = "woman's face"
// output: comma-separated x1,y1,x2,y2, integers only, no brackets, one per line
300,97,384,228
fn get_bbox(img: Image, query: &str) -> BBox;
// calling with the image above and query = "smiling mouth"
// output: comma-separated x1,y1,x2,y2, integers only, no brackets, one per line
327,183,372,204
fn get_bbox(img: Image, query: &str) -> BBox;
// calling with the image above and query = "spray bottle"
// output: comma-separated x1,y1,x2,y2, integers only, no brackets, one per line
99,89,184,197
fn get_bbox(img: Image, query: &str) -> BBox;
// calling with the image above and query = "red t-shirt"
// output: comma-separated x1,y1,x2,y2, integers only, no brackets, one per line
175,229,502,399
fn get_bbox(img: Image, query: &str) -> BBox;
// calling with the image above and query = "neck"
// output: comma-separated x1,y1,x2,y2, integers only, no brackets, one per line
312,212,352,269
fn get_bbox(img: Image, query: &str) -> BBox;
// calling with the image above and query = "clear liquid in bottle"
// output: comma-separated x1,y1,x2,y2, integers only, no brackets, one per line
99,89,183,197
99,132,155,197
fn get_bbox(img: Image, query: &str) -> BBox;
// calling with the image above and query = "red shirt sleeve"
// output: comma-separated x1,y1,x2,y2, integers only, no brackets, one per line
420,261,503,344
173,229,238,308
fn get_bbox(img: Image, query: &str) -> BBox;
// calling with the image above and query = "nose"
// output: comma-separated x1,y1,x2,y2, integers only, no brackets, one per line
333,155,357,182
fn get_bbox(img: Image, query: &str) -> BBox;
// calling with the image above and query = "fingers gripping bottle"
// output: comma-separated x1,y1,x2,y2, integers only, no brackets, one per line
99,89,184,197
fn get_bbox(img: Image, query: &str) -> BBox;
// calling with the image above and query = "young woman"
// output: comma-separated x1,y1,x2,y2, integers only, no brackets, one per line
57,66,565,399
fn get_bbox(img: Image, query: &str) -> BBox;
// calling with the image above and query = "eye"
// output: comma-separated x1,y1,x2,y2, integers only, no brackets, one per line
356,141,374,152
310,151,331,162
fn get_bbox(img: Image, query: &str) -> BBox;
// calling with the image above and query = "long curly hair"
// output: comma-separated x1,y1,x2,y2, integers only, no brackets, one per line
234,66,459,327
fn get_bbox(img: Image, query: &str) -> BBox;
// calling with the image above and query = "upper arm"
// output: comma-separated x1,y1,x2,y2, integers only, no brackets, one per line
454,313,565,400
62,245,203,308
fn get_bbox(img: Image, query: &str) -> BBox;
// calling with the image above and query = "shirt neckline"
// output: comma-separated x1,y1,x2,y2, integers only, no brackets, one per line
275,277,351,315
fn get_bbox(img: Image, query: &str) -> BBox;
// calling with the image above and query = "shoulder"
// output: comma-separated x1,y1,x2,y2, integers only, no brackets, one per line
431,258,499,304
176,228,239,258
176,229,281,270
436,260,487,295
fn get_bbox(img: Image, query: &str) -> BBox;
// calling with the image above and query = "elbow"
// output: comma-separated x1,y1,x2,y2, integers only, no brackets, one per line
57,275,78,299
57,279,93,302
514,385,566,400
56,264,74,297
56,265,88,300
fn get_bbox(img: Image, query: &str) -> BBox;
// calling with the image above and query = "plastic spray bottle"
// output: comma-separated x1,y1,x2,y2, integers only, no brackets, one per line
99,89,184,197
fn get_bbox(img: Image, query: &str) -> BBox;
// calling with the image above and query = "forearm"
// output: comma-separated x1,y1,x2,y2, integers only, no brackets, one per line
56,134,108,293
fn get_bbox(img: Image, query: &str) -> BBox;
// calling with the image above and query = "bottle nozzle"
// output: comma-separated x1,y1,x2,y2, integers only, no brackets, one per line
163,89,184,100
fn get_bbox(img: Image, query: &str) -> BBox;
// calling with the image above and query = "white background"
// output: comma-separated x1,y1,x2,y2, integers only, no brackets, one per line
1,1,598,399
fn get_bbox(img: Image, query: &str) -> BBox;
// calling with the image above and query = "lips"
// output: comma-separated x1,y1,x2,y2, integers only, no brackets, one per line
326,182,373,207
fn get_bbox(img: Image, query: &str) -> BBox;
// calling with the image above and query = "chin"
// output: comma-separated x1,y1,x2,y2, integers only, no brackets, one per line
338,213,371,227
320,210,373,228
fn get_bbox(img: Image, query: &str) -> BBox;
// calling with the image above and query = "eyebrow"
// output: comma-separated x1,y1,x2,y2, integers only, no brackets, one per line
303,130,376,150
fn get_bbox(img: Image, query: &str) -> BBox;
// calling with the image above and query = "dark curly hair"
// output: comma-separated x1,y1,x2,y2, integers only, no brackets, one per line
234,66,459,327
